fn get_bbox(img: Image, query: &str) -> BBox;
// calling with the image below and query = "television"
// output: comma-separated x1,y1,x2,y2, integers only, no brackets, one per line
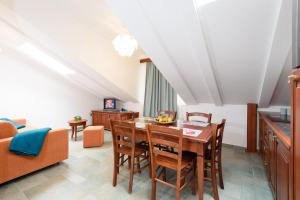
104,98,116,110
293,0,300,68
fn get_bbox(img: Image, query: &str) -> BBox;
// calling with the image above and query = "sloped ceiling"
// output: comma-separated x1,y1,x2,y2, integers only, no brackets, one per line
106,0,292,107
270,51,292,106
0,0,145,102
0,0,292,107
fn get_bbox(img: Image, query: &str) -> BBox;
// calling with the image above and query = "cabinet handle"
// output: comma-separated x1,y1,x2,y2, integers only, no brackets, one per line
272,135,277,142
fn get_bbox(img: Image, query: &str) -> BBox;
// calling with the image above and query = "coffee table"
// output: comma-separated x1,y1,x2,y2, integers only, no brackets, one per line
68,119,87,141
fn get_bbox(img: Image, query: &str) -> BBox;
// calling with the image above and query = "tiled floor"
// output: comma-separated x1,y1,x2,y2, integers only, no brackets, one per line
0,131,274,200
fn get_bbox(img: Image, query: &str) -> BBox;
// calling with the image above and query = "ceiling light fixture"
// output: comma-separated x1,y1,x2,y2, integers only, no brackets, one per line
195,0,216,7
113,34,138,57
18,43,75,76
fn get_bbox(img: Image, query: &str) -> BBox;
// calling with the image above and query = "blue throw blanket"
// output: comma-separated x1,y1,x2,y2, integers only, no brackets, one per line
9,127,51,156
0,118,26,129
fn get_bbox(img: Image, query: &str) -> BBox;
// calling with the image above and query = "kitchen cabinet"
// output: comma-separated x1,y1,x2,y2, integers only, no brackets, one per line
259,112,291,200
91,110,139,130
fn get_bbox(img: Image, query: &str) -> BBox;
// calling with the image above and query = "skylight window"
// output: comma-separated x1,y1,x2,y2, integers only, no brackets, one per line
18,43,75,76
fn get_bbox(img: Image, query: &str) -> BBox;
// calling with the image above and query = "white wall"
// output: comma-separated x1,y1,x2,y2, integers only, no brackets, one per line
0,52,101,129
178,104,247,147
119,63,146,115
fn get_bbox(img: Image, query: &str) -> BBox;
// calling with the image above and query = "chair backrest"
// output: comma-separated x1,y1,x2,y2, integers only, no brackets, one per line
110,120,136,153
210,119,226,161
146,124,183,172
158,111,177,120
186,112,212,123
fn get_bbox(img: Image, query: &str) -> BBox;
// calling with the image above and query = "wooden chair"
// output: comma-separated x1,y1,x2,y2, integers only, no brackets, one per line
158,110,177,120
186,112,212,123
110,120,149,193
146,124,196,200
204,119,226,200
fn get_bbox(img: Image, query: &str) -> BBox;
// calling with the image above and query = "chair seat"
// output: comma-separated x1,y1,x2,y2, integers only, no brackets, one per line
118,146,146,156
156,152,195,170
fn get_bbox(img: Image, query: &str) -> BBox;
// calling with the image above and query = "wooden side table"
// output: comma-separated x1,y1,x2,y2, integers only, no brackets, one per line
68,119,87,141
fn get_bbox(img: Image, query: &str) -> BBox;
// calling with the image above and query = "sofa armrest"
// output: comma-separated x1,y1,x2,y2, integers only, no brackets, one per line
0,121,17,139
13,119,26,125
0,137,12,180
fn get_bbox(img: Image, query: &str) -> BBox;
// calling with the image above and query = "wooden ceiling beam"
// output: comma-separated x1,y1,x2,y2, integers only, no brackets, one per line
139,57,151,63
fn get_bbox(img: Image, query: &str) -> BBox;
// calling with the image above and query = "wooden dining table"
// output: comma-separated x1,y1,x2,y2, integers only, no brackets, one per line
132,118,212,200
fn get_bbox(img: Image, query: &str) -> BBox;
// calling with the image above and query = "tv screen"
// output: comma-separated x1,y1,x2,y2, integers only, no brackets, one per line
104,98,116,110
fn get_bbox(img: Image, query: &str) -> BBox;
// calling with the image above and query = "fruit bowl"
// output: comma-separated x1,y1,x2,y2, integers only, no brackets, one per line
154,118,176,125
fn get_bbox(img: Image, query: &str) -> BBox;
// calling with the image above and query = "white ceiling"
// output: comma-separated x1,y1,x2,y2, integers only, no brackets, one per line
106,0,292,106
0,0,292,107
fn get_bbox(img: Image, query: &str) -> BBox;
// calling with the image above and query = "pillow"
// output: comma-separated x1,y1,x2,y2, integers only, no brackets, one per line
0,118,26,129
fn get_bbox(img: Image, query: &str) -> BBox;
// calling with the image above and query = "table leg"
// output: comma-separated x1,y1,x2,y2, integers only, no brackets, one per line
197,154,204,200
71,126,74,139
75,126,77,141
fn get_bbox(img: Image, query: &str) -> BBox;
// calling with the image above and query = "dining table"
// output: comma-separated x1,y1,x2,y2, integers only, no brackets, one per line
132,118,213,200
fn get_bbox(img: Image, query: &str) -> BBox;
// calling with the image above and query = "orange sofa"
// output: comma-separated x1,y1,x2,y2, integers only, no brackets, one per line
0,119,68,184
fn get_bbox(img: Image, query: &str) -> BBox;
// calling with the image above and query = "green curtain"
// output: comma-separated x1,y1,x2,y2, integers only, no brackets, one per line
143,62,177,117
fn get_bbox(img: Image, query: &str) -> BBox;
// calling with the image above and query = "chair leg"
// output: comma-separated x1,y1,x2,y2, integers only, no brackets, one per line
217,155,224,189
211,162,219,200
176,169,181,200
128,156,131,169
162,167,167,182
191,161,196,195
204,162,208,177
128,155,135,193
175,190,180,200
113,153,119,187
117,154,122,174
148,155,152,178
136,156,141,173
151,178,156,200
120,154,125,166
151,165,157,200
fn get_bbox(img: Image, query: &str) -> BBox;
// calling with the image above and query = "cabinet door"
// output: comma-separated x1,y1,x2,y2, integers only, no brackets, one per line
276,139,290,200
259,118,264,155
92,112,101,125
108,113,119,121
268,129,277,193
101,113,110,129
263,140,270,180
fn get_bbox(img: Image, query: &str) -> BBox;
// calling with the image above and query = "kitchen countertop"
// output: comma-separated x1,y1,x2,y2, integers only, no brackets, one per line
275,122,291,137
265,113,291,137
259,112,291,148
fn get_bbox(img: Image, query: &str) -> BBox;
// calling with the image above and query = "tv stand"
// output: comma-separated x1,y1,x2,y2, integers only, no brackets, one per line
91,110,139,130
